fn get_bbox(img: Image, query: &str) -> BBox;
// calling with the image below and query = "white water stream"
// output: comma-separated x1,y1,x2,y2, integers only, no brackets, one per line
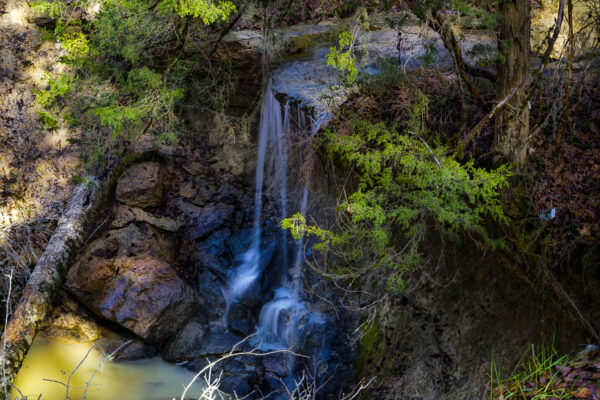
225,80,325,351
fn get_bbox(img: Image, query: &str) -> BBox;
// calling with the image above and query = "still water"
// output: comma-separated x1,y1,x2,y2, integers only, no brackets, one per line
10,337,204,400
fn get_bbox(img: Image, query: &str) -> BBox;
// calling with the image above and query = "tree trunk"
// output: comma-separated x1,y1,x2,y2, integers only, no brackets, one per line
0,151,161,398
495,0,531,165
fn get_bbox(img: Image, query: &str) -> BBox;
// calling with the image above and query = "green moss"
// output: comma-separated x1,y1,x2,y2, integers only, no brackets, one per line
356,319,384,373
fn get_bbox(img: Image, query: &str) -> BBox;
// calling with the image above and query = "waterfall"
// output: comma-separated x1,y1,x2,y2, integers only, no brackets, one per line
224,81,283,303
225,79,322,352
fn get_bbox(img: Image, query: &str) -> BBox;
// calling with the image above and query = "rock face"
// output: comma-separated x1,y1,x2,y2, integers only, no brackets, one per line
162,316,208,362
67,257,199,343
174,199,235,241
65,223,200,343
115,162,162,208
359,240,593,400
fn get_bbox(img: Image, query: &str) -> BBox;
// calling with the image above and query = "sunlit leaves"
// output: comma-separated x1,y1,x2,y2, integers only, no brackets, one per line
58,31,90,61
326,31,358,85
303,96,512,292
30,0,66,18
159,0,236,23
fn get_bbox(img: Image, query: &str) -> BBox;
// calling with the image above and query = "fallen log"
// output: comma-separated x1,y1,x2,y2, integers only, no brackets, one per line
0,151,162,398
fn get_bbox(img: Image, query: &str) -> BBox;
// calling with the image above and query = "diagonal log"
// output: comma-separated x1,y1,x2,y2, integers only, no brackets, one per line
0,151,161,398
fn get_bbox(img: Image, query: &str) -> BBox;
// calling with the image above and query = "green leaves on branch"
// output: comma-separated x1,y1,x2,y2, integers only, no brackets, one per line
281,213,337,252
284,92,512,293
30,0,66,19
58,31,90,61
32,0,236,172
326,31,358,85
159,0,236,23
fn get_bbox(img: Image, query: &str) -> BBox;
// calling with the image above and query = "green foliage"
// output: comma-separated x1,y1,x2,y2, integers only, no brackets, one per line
94,105,145,138
159,0,236,23
31,0,236,172
284,90,512,292
35,110,60,130
34,74,73,108
281,213,338,251
326,31,358,85
30,0,66,18
356,319,383,373
58,31,90,61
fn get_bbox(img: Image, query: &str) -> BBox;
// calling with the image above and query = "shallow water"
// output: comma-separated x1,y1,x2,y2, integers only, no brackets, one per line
10,337,205,400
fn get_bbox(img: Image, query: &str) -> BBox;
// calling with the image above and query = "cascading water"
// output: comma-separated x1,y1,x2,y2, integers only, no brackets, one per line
224,78,323,352
224,81,284,305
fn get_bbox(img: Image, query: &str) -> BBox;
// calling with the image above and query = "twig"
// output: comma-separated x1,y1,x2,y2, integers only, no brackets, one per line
81,340,132,400
461,77,530,148
65,339,105,400
180,334,307,400
208,7,246,57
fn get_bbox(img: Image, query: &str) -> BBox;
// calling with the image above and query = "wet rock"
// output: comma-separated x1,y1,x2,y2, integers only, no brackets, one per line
196,269,227,322
198,329,249,355
100,338,158,361
186,357,258,398
162,316,209,362
173,199,235,241
225,302,254,337
115,162,162,208
215,359,255,397
262,353,293,378
194,251,229,279
296,312,331,357
66,256,200,343
196,229,231,257
227,228,253,257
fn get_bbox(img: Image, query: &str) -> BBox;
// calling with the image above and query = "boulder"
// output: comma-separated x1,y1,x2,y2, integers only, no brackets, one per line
111,206,135,228
99,337,158,361
129,207,181,232
66,256,200,343
262,353,294,379
162,316,209,362
186,357,259,399
40,293,158,361
115,162,162,208
173,199,234,241
89,223,173,261
198,329,249,355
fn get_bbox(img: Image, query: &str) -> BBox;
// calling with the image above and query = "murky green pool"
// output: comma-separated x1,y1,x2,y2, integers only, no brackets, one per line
10,337,204,400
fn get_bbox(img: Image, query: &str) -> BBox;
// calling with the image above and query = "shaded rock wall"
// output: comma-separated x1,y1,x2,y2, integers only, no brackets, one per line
359,238,595,400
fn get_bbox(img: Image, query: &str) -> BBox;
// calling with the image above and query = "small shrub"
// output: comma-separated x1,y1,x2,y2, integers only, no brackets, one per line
283,94,512,293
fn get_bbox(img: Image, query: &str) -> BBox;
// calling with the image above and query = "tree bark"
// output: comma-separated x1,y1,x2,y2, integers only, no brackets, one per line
495,0,531,165
0,151,161,398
